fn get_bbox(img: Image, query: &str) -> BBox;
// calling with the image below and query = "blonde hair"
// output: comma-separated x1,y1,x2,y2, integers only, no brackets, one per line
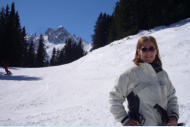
133,36,162,67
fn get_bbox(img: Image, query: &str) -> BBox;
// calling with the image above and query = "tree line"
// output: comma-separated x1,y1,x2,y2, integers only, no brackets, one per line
22,35,86,67
50,38,86,66
0,3,27,66
0,2,86,67
92,0,190,50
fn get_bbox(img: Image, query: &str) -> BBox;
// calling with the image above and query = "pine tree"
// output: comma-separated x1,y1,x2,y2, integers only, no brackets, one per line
63,38,73,64
92,13,112,50
76,38,85,58
0,7,6,62
36,34,48,67
26,40,36,67
113,0,139,39
50,47,57,66
107,16,117,43
21,27,28,66
55,49,61,65
0,2,26,66
9,3,24,66
57,38,85,65
2,5,11,64
58,47,64,64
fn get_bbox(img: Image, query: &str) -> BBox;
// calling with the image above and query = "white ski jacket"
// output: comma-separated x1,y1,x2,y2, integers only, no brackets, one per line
109,63,179,126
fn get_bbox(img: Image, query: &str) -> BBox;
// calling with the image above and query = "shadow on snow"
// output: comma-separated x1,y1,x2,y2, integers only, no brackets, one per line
0,74,42,81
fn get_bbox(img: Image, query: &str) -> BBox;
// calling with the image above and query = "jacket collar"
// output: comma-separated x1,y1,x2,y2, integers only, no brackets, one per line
139,62,163,73
139,62,154,71
139,62,157,78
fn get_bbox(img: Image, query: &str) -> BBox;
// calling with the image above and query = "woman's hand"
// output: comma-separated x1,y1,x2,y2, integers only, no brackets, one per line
165,116,178,126
124,119,140,126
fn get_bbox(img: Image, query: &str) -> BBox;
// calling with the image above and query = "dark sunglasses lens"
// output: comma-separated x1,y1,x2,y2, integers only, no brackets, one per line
149,47,155,51
141,48,147,52
141,47,155,52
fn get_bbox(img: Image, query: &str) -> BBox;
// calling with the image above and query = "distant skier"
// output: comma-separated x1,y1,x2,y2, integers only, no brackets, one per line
109,36,180,126
1,60,12,75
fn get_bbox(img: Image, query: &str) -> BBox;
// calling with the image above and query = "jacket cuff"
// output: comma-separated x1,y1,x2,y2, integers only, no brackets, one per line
121,115,130,125
168,112,179,121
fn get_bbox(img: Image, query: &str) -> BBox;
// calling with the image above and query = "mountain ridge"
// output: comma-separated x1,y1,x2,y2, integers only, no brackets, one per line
25,25,91,59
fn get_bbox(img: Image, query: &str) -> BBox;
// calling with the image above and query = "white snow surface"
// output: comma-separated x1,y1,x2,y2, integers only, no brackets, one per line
0,18,190,125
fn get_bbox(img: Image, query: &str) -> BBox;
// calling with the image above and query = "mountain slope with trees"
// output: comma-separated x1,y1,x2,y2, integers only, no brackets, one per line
92,0,190,50
0,2,88,67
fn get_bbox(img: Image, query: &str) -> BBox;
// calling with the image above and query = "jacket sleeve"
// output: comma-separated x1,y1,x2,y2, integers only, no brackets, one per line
109,73,130,125
165,71,179,120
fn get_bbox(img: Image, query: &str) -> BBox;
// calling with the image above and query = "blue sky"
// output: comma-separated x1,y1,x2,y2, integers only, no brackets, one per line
0,0,119,42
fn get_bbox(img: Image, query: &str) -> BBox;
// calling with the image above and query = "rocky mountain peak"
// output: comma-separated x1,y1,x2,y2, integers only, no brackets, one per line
45,26,71,43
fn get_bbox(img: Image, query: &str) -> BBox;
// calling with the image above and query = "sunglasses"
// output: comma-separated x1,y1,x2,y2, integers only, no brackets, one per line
141,46,156,52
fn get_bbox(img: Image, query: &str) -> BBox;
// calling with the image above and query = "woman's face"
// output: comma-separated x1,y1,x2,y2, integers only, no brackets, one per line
138,41,157,64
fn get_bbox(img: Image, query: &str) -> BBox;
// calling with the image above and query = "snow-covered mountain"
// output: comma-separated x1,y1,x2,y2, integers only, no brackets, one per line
45,25,71,44
0,18,190,125
26,26,91,59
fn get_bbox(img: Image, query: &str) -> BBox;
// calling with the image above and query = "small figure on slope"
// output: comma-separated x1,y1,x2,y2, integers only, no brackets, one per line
1,60,12,75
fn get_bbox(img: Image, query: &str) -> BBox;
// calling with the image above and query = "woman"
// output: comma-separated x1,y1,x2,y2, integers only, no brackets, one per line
109,36,179,126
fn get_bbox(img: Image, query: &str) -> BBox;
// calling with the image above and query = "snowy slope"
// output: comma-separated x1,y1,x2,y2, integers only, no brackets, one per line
0,18,190,125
